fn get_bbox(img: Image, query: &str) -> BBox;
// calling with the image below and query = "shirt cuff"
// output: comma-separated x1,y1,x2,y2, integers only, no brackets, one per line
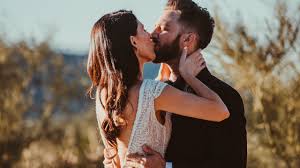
166,162,172,168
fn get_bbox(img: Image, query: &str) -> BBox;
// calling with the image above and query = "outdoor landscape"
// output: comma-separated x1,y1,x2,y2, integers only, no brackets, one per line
0,0,299,167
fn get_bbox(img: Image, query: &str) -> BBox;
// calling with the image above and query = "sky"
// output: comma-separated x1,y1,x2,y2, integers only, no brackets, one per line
0,0,299,54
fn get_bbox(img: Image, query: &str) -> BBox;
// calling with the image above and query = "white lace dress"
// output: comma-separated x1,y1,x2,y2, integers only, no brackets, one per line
96,79,172,167
126,79,172,157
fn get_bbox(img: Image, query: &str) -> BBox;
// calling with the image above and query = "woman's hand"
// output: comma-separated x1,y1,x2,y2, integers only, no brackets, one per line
179,47,206,78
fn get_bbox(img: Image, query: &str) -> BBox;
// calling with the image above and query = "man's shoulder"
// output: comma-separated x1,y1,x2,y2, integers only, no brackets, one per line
209,74,242,100
209,75,246,123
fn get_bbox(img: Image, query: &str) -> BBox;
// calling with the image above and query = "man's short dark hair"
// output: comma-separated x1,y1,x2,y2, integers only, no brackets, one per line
166,0,215,49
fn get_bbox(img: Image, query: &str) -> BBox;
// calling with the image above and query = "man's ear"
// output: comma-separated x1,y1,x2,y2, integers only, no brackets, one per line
182,32,197,46
130,36,137,48
183,33,197,44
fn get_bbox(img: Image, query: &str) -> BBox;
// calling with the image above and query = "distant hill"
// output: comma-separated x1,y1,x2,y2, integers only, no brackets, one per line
27,53,160,117
63,53,160,79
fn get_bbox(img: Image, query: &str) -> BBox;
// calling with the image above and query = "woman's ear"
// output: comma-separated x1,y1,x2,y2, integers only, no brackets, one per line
130,36,137,48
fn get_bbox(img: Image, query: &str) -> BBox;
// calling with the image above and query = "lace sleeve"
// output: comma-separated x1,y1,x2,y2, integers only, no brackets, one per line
125,79,172,165
152,80,168,99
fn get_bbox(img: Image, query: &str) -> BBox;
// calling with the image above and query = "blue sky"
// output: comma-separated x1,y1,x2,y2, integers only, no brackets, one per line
0,0,299,54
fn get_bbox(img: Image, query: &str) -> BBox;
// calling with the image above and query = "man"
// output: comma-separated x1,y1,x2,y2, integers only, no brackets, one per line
105,0,247,167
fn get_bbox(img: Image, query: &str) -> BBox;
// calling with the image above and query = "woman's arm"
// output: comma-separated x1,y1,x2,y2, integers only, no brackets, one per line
155,85,229,122
179,47,219,101
154,47,229,122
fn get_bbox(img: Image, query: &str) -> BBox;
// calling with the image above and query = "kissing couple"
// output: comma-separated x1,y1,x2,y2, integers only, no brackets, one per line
87,0,247,167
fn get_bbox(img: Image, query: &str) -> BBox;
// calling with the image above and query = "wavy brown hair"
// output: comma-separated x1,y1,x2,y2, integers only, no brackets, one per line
87,10,139,148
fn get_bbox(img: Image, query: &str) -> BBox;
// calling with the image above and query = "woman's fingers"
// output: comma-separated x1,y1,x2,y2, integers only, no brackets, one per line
179,47,206,77
179,47,188,66
188,51,206,75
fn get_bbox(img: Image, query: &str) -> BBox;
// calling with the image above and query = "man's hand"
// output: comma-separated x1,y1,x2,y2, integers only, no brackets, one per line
125,145,166,168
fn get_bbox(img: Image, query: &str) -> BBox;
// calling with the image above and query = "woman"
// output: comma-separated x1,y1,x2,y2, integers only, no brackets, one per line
87,10,229,167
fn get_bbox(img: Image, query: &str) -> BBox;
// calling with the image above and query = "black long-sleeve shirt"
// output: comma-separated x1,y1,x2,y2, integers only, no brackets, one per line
165,68,247,168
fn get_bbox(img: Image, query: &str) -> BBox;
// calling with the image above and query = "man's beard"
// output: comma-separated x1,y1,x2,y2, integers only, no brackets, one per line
152,35,181,63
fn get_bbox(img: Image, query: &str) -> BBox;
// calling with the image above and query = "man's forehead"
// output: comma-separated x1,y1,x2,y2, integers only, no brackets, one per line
157,10,181,25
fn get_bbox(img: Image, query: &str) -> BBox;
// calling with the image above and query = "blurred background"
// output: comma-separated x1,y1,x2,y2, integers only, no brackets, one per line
0,0,299,167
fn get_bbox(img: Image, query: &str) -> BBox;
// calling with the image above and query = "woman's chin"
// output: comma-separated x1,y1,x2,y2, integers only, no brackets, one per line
146,57,155,62
146,53,156,62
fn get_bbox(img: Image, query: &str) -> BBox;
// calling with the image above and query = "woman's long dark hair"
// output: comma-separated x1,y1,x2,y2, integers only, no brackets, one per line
87,10,139,149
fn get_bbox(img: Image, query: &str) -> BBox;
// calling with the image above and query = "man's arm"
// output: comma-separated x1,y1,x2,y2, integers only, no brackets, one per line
206,87,247,168
226,91,247,168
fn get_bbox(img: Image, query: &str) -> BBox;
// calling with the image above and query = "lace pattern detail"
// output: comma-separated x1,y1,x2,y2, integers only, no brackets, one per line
126,79,171,159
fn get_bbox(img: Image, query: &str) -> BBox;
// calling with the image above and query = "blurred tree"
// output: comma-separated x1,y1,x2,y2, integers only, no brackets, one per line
212,1,300,167
0,38,103,167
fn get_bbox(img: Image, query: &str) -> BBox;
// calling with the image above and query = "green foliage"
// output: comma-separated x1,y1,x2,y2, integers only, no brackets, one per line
0,38,103,167
212,1,300,168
